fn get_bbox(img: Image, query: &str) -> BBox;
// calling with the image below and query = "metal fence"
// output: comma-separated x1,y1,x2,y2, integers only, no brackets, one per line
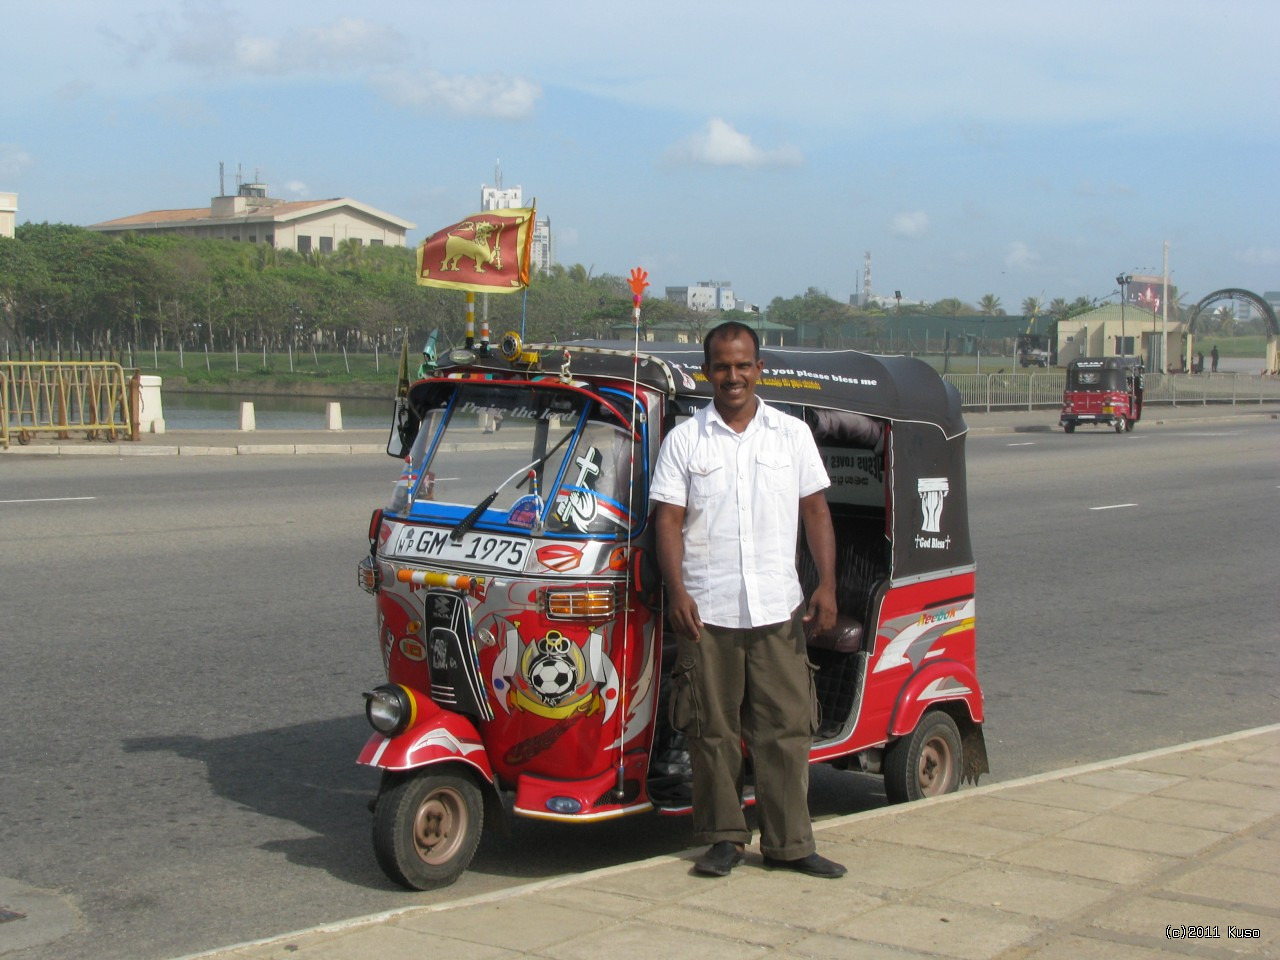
1,362,137,448
943,371,1280,413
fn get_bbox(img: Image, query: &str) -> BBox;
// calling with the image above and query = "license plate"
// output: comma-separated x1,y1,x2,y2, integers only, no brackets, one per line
391,526,529,570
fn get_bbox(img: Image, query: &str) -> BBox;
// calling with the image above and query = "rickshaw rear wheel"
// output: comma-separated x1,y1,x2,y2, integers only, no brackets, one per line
1125,418,1135,432
883,710,962,804
1063,423,1075,434
373,769,483,890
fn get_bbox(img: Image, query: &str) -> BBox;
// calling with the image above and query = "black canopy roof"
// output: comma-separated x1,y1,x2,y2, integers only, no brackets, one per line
429,340,966,439
581,342,966,440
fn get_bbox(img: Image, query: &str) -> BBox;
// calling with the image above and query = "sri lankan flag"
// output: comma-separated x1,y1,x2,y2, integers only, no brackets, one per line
416,207,535,293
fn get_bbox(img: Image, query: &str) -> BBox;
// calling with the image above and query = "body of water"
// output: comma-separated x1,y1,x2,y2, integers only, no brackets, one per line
162,392,394,430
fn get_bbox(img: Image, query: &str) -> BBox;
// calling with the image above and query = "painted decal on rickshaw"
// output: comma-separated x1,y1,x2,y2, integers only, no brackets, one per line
552,447,604,532
917,675,974,701
536,543,583,571
507,494,543,529
504,710,584,765
490,622,620,721
399,636,427,662
872,598,976,674
917,477,950,534
405,728,487,762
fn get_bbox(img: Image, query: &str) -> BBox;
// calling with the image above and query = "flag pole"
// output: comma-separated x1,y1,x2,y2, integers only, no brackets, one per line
609,266,650,802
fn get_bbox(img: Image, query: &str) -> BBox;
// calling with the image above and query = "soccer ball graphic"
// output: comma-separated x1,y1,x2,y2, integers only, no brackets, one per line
528,655,576,705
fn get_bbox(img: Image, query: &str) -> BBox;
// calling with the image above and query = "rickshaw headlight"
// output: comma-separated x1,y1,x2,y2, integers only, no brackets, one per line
363,684,413,736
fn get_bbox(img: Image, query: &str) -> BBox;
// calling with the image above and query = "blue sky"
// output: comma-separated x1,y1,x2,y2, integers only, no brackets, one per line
3,0,1278,312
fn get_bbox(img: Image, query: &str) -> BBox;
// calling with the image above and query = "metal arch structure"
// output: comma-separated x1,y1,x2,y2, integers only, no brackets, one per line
1184,288,1279,374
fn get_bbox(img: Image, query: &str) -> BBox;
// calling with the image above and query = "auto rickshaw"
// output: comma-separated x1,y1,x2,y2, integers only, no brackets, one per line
356,337,988,890
1060,356,1144,433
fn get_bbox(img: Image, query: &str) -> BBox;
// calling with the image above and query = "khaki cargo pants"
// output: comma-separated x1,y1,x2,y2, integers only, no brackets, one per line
668,605,818,860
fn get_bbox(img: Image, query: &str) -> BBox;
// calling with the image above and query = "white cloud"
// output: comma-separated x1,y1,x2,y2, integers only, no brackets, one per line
163,8,406,76
372,70,541,120
1004,240,1041,271
665,118,802,169
0,143,33,178
889,211,929,240
283,181,309,198
300,18,404,61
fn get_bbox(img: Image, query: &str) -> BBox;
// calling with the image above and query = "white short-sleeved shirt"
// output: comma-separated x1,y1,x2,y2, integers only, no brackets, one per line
650,398,830,628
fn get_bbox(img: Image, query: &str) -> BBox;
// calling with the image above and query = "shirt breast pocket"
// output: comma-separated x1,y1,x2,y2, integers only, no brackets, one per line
689,459,726,505
756,451,793,494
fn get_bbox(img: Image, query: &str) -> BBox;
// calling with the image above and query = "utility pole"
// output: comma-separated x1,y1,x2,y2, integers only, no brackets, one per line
1161,243,1169,373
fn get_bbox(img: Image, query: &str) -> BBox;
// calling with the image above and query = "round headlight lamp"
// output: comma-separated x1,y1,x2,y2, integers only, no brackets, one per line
363,684,414,736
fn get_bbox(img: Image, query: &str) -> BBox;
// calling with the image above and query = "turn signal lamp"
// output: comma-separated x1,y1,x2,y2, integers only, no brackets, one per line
544,586,616,620
357,555,381,594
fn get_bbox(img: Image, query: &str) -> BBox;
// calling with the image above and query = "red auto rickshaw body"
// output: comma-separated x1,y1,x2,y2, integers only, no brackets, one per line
1060,356,1145,433
356,339,987,889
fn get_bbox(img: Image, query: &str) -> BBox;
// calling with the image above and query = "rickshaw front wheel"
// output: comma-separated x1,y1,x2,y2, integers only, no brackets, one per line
1114,420,1124,433
373,770,483,890
883,710,962,804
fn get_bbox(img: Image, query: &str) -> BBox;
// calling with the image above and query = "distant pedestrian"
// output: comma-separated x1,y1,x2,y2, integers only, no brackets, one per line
1211,345,1219,373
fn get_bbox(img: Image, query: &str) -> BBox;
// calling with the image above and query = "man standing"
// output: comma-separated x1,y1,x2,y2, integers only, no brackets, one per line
650,321,846,879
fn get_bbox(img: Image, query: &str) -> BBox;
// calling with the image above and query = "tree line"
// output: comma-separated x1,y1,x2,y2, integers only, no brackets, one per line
4,222,1195,359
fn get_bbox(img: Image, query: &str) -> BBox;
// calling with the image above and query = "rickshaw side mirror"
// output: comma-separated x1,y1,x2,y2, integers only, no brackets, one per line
386,399,420,459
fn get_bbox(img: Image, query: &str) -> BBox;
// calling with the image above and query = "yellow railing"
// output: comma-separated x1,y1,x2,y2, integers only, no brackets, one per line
0,362,138,448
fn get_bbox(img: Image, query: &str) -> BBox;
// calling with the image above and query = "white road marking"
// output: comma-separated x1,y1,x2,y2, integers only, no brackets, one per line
0,496,97,504
1090,503,1137,511
1007,442,1036,447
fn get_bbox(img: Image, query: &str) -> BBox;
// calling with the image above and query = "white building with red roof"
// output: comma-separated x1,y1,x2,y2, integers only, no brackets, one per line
87,181,414,254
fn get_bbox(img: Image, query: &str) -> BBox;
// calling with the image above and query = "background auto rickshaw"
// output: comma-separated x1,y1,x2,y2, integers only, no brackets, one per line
356,338,987,889
1060,356,1144,433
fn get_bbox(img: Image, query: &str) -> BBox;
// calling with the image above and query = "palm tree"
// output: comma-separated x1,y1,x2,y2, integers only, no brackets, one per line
1021,296,1042,317
1213,305,1236,335
1048,297,1069,317
978,293,1004,316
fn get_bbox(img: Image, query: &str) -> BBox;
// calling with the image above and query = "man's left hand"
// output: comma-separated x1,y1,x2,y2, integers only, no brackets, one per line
802,583,838,637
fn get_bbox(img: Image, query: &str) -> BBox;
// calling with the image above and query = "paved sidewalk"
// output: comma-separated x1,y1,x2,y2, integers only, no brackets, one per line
179,726,1280,960
4,403,1276,456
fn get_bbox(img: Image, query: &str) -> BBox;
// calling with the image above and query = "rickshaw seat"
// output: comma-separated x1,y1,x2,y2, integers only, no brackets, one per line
807,615,863,654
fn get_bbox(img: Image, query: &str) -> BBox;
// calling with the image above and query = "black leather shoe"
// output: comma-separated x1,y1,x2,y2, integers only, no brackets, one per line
762,852,847,878
694,841,744,877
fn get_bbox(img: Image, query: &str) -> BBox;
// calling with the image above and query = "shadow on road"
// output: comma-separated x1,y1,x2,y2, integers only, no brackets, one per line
124,718,892,891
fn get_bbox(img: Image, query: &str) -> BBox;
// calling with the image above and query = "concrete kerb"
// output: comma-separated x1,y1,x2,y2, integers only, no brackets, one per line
4,407,1274,456
168,722,1280,960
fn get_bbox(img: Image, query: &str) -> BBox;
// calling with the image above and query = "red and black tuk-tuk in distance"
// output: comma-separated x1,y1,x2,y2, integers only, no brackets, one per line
1060,356,1145,434
356,339,987,890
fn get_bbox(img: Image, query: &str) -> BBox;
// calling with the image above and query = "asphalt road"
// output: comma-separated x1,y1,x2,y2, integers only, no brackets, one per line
1,416,1277,960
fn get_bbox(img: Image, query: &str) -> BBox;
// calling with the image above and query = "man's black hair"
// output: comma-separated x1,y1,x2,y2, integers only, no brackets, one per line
703,320,761,365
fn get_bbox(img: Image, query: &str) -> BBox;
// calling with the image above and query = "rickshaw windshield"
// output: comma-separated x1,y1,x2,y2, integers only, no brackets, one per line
401,382,644,537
